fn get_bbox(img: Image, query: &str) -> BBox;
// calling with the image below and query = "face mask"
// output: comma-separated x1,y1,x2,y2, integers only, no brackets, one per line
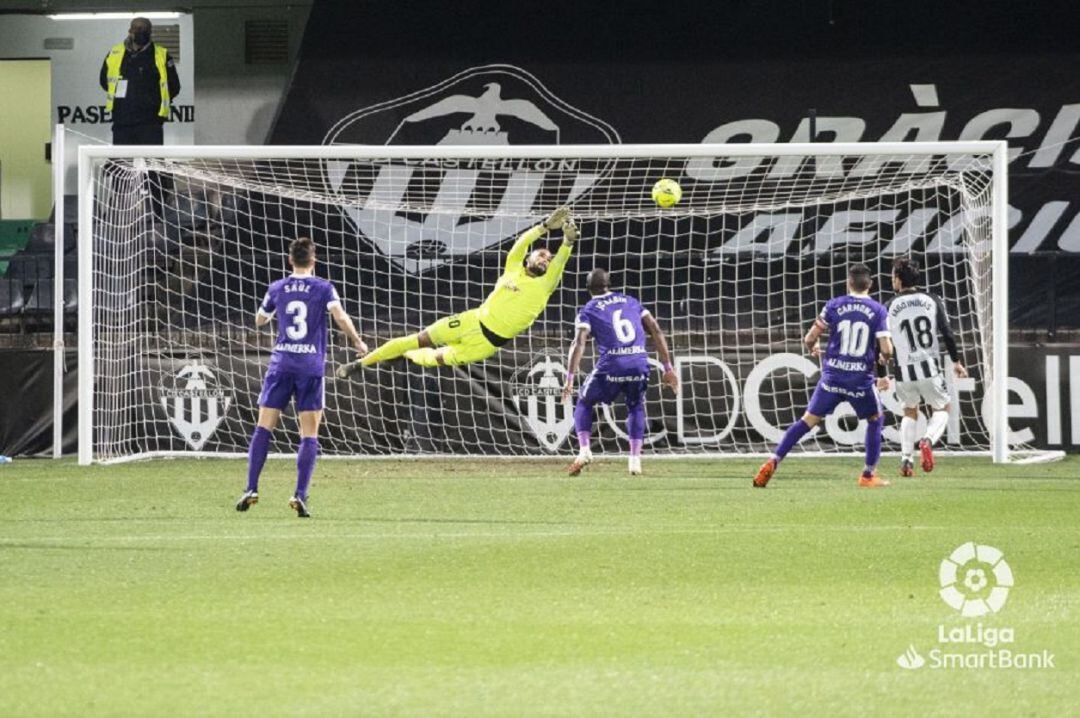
132,30,151,46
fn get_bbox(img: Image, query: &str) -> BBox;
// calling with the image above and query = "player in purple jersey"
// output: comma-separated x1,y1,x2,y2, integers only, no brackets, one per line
562,269,678,476
754,264,894,489
235,237,368,517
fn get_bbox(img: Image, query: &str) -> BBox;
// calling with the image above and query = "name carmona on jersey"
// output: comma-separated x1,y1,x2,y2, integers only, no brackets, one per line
837,302,877,319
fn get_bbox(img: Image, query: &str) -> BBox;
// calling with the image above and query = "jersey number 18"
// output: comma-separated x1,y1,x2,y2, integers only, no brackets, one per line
899,316,933,349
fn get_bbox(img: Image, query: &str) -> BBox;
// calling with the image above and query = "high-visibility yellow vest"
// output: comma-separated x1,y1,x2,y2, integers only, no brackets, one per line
104,42,170,118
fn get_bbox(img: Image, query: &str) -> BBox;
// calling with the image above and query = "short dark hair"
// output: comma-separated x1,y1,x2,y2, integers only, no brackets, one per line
586,267,610,296
892,257,920,288
848,263,872,292
289,237,315,268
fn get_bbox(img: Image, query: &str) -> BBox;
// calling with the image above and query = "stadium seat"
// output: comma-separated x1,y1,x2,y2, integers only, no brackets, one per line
3,253,52,281
0,279,26,315
24,281,53,312
64,279,78,311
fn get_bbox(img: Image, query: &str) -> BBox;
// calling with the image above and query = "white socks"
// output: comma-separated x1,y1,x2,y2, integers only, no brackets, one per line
900,416,918,459
925,410,949,445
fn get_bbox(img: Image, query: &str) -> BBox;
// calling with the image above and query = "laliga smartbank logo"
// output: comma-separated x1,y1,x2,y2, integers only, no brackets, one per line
895,543,1055,671
938,541,1012,617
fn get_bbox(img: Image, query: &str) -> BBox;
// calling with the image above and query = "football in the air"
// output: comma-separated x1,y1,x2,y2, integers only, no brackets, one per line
651,178,682,208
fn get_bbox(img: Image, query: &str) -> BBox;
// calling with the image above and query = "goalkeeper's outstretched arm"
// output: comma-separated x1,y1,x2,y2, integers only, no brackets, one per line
504,206,572,272
543,217,578,291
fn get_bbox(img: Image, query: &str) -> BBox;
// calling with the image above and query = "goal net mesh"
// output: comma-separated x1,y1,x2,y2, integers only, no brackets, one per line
84,148,1002,461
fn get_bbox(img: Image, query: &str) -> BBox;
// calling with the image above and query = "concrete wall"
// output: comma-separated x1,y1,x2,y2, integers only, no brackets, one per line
193,4,311,145
0,60,51,219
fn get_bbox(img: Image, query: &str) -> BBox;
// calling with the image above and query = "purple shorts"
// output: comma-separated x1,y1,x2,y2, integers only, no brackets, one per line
258,370,324,412
577,371,649,409
806,379,881,420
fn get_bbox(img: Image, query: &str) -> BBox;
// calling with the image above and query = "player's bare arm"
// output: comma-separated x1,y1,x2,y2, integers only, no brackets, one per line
875,336,895,390
642,312,678,393
330,304,369,357
562,325,590,403
803,323,825,357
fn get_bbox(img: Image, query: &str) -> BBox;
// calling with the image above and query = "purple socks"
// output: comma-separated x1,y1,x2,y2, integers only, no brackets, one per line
296,437,318,500
772,419,811,463
247,428,319,500
576,430,591,451
246,426,272,492
864,415,884,472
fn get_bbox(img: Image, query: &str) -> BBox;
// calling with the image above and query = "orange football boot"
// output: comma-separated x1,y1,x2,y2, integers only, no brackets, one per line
567,458,589,477
858,471,891,488
753,458,777,488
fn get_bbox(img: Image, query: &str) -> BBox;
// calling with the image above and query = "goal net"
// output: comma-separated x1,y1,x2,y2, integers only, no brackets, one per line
77,142,1018,464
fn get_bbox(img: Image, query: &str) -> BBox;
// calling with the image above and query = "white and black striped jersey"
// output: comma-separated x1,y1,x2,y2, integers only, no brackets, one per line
886,290,959,382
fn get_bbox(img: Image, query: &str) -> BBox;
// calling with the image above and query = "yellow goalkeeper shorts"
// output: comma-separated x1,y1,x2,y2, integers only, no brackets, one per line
423,309,500,366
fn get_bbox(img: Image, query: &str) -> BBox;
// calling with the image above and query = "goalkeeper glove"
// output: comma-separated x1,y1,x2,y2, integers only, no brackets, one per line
562,218,579,245
543,206,570,231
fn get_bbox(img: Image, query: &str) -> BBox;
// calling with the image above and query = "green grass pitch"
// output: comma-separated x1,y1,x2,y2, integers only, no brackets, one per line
1,456,1078,716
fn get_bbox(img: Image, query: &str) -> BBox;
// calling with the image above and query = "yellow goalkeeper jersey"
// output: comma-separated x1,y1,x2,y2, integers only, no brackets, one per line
476,224,572,340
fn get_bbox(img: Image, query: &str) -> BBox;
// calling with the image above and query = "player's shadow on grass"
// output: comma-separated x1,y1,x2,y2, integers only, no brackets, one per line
0,542,175,551
580,484,745,491
341,516,591,526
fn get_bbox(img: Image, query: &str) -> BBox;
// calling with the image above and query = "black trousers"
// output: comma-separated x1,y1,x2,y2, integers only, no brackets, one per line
111,122,164,145
111,122,169,219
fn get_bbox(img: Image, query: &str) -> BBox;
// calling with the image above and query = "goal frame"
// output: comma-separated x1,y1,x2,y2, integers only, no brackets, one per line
76,141,1011,465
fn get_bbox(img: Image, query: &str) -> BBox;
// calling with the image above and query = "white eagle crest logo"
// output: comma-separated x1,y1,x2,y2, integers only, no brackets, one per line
160,361,233,451
322,64,620,274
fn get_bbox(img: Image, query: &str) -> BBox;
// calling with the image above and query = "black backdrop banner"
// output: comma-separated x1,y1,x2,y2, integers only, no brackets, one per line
0,350,78,457
2,344,1077,456
271,1,1080,325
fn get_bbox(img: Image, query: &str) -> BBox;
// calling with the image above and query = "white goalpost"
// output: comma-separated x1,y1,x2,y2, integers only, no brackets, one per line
76,141,1037,465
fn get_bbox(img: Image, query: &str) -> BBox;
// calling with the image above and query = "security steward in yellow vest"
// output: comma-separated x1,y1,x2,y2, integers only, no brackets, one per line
98,17,180,145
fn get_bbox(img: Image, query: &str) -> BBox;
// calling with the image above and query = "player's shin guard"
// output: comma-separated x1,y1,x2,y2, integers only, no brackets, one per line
772,419,811,463
295,437,318,500
361,334,420,366
864,415,884,472
574,400,594,436
574,401,594,456
246,426,272,492
627,402,646,457
900,415,918,459
925,410,948,445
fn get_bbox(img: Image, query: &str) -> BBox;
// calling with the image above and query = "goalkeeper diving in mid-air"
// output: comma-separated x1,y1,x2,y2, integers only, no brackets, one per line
337,206,578,374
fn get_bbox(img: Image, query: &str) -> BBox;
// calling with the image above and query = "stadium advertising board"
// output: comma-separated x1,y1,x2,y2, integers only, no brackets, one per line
1,346,1075,455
